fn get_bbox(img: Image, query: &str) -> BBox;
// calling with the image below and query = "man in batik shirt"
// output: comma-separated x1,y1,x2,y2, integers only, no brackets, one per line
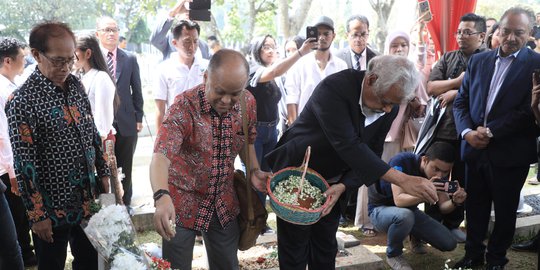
6,21,110,270
150,49,268,270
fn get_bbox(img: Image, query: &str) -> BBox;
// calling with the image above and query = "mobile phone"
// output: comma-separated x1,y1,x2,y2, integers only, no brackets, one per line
189,0,211,10
447,181,459,194
418,0,432,22
534,69,540,85
306,26,318,42
189,9,211,21
433,178,458,193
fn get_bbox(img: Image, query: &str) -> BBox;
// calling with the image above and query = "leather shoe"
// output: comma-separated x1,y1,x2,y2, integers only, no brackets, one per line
485,264,504,270
511,237,539,252
453,256,484,269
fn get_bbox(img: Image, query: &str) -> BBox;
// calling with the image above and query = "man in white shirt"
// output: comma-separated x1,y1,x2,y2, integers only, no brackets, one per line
0,36,36,268
285,16,347,124
154,20,208,132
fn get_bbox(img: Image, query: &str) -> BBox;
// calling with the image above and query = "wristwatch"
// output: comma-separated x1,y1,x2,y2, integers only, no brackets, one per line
153,189,170,202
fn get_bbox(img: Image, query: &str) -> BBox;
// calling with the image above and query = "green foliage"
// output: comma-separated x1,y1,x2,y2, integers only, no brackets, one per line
253,7,278,38
130,19,151,45
0,0,97,39
222,2,245,44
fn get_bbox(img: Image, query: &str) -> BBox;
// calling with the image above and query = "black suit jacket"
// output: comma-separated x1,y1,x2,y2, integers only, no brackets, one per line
114,49,144,137
266,69,397,190
337,47,379,69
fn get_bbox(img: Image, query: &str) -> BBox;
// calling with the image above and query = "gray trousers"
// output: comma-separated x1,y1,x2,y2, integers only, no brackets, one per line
163,212,240,270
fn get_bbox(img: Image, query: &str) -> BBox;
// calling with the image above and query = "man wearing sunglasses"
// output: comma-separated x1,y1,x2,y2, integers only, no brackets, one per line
6,21,111,270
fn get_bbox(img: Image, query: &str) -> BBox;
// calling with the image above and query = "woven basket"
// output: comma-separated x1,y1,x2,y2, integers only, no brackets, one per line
267,147,330,225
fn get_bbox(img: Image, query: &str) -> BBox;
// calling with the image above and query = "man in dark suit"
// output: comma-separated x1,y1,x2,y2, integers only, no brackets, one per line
453,7,540,270
96,17,144,210
266,55,438,270
335,14,379,227
337,15,379,70
150,0,210,60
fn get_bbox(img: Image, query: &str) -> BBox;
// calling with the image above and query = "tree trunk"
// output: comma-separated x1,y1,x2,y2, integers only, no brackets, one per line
369,0,395,52
278,0,313,39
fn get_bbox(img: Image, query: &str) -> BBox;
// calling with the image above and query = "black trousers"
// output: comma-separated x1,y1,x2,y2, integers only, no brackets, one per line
0,173,33,257
425,138,465,229
114,132,138,206
464,160,528,266
276,198,341,270
33,224,97,270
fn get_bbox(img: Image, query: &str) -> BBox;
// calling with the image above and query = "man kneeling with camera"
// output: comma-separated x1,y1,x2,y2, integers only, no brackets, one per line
368,142,467,270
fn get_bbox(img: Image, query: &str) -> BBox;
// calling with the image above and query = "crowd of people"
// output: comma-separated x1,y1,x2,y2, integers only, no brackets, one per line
2,0,540,270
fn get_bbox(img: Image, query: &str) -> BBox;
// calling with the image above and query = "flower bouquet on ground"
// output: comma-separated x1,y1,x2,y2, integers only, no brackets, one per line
82,204,148,269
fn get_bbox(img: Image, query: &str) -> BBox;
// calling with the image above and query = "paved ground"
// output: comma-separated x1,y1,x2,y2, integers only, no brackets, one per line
130,134,155,214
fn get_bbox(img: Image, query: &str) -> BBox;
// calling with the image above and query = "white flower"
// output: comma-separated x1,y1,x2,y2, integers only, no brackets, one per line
273,175,325,209
83,205,136,258
110,252,146,270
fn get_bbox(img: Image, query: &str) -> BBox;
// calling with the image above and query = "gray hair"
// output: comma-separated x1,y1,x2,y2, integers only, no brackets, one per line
346,15,370,32
366,55,419,102
500,6,535,31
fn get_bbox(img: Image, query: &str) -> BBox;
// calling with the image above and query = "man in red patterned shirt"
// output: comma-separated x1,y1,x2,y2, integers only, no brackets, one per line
150,49,269,269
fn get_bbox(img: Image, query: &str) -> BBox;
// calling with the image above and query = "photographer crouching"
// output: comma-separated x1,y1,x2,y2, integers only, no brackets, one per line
368,142,467,270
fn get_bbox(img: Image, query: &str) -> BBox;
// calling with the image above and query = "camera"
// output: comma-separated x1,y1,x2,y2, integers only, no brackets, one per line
418,0,432,22
189,0,211,21
306,26,318,42
534,68,540,85
433,179,458,194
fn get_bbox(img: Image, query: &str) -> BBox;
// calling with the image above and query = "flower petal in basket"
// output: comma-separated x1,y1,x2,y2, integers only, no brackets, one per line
267,166,331,225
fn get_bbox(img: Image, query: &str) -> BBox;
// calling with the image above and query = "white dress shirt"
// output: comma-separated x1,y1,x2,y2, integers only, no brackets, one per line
0,74,18,178
285,52,348,114
153,53,208,108
81,68,116,137
350,48,367,71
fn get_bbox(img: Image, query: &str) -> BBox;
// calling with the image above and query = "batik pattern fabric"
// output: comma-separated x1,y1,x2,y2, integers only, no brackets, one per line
6,67,110,227
154,84,257,232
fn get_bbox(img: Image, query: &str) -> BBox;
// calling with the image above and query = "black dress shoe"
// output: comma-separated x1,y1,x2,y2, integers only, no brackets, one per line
485,264,504,270
23,253,38,267
453,256,485,269
511,237,539,252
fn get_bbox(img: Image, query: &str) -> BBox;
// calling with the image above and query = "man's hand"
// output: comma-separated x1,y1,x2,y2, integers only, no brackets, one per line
9,178,20,196
464,127,490,149
32,218,53,243
297,38,318,56
136,122,143,133
397,175,438,204
251,169,271,193
437,89,458,108
321,183,346,216
153,195,176,241
451,184,467,205
169,0,192,19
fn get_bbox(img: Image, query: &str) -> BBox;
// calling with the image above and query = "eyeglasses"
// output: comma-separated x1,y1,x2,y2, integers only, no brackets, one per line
454,31,480,37
499,28,527,38
262,45,277,51
349,32,369,40
98,27,120,34
39,52,78,68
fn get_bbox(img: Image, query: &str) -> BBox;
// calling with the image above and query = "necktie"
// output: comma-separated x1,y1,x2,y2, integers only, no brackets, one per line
107,52,115,80
354,53,361,71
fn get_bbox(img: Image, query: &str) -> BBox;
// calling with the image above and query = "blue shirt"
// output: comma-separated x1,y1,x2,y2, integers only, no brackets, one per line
368,152,422,213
